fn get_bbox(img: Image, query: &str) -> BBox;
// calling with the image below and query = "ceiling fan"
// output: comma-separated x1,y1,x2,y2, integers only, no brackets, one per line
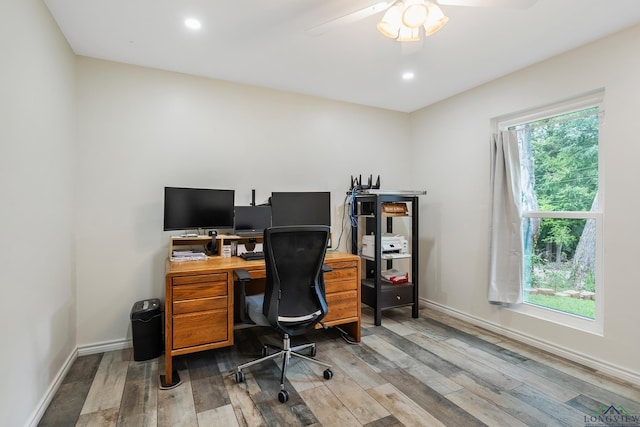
306,0,537,41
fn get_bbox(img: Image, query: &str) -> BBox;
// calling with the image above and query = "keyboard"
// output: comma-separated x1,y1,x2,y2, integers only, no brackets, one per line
240,251,265,260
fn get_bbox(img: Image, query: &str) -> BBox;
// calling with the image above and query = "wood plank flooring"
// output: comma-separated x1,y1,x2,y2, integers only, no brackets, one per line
39,307,640,426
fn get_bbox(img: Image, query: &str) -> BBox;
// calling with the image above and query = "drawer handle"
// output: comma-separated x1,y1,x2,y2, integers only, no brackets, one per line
396,295,401,300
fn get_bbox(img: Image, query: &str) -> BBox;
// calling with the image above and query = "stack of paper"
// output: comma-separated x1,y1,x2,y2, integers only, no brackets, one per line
171,251,207,262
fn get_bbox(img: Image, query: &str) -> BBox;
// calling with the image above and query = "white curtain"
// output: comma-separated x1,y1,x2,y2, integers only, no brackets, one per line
488,130,523,304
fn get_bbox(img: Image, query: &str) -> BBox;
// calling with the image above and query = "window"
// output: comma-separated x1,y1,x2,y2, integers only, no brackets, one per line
498,91,603,333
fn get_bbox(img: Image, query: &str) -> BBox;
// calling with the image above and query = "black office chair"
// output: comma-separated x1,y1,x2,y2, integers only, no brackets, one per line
233,225,334,403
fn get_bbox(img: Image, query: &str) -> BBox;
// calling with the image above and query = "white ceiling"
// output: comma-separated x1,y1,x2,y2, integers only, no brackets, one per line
44,0,640,113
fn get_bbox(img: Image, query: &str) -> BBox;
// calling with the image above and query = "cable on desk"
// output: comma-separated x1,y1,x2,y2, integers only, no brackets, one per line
348,188,360,255
329,192,352,252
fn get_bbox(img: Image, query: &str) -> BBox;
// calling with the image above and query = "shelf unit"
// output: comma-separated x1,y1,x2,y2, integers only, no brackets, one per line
168,234,263,259
350,192,422,326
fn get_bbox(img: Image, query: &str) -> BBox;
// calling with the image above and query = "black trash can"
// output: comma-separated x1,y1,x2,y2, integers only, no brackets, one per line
130,298,162,361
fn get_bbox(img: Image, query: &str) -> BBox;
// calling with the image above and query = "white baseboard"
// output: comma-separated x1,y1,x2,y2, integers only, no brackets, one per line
26,348,78,427
77,338,132,356
422,298,640,385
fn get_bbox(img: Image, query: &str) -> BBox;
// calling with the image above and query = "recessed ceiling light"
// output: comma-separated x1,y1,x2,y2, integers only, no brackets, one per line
184,18,202,30
402,72,415,80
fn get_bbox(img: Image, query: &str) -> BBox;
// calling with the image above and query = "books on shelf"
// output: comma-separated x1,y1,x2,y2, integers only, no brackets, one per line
381,202,408,216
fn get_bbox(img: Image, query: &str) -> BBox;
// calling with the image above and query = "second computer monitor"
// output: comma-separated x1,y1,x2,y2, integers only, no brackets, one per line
270,192,331,227
234,205,272,236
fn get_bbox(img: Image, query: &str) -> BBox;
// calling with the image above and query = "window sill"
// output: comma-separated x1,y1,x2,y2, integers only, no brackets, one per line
505,302,603,336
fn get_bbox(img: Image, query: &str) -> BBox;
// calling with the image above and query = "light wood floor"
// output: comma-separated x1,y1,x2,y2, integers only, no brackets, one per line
39,306,640,426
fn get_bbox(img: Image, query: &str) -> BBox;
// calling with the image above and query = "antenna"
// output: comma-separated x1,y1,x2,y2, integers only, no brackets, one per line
348,174,381,191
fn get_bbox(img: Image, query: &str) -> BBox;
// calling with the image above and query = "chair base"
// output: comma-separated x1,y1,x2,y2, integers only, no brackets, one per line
235,333,333,403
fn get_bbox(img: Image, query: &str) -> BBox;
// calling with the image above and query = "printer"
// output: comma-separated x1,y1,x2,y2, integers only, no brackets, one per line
362,234,408,258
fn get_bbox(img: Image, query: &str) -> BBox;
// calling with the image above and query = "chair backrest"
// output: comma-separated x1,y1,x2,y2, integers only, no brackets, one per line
262,225,330,336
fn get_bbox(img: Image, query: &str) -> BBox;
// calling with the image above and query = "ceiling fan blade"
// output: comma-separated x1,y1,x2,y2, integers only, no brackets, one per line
437,0,537,9
306,1,392,36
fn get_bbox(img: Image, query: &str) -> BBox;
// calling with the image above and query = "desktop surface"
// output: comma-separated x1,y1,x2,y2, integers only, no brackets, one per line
167,251,351,273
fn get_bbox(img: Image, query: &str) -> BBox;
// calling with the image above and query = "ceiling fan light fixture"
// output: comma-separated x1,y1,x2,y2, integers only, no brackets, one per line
397,26,420,42
377,1,405,38
423,3,449,36
377,0,448,42
402,0,429,28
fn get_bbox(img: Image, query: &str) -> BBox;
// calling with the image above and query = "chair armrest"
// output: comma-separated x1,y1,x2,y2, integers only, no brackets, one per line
234,268,252,282
233,269,252,323
319,264,332,295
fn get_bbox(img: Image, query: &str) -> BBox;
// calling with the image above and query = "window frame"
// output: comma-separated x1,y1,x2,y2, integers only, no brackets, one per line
494,90,604,335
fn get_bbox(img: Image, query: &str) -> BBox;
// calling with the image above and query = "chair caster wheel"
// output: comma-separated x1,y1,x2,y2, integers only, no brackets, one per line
235,371,245,383
261,347,269,357
323,369,333,380
309,346,317,357
278,389,289,403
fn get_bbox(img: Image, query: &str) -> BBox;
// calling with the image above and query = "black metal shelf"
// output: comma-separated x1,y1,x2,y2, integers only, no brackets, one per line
351,192,422,326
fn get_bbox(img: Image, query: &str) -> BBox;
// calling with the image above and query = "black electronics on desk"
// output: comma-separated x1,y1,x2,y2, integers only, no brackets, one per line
163,187,234,232
240,251,265,260
270,191,331,227
234,205,272,236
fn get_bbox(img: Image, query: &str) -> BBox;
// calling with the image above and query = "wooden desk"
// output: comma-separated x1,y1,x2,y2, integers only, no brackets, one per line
163,252,361,387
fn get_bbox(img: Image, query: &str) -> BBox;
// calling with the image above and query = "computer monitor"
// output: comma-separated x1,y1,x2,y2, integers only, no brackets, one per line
163,187,235,231
270,192,331,227
234,205,272,236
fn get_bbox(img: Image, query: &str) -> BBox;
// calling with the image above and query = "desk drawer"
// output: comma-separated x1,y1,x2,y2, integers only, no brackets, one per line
174,296,227,315
325,290,358,323
173,272,227,286
173,282,227,301
325,278,357,294
324,267,357,283
380,285,414,308
173,310,228,349
326,260,358,270
248,268,266,279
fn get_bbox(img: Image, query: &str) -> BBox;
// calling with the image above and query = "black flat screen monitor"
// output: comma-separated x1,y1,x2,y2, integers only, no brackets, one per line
163,187,234,231
234,206,272,235
270,192,331,227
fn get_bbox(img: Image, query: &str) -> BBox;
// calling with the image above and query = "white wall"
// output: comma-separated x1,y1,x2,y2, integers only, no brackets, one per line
0,1,76,426
75,57,411,347
410,24,640,380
